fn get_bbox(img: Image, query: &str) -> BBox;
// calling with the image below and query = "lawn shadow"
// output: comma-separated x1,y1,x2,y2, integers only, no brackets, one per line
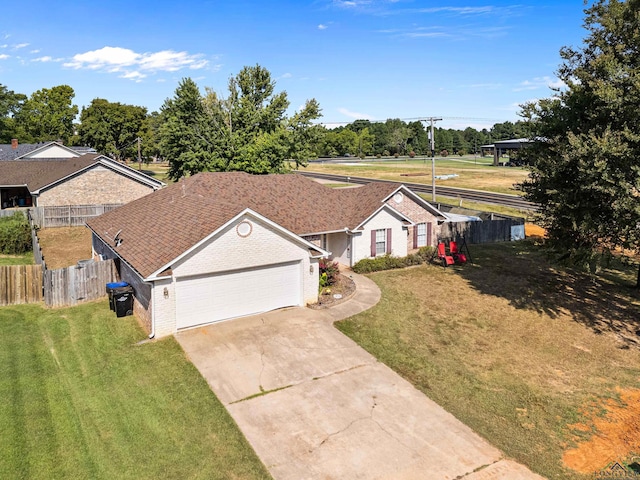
455,241,640,348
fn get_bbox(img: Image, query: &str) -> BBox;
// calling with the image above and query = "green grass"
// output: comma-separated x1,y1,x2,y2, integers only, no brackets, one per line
303,157,528,194
336,242,640,479
139,162,173,184
0,252,35,265
425,194,532,219
0,300,270,480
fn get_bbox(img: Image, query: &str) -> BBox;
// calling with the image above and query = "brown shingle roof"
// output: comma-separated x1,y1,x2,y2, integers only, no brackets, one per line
0,154,164,192
86,172,402,278
0,154,103,191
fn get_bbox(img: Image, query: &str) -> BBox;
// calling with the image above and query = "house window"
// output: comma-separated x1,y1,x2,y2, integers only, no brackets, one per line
416,223,427,247
375,229,387,255
371,228,391,257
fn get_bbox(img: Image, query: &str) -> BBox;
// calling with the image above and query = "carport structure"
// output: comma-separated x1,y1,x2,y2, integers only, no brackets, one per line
481,138,533,166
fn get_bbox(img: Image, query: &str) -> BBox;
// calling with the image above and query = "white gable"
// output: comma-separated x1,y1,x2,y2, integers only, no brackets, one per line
25,144,80,159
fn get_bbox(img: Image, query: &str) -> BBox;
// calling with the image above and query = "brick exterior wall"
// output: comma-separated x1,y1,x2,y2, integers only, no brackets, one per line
326,232,350,265
152,278,175,338
92,232,153,334
158,214,318,337
352,208,408,265
386,193,440,249
37,165,154,206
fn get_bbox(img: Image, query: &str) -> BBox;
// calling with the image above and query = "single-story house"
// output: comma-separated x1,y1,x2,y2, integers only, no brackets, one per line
87,172,447,338
0,140,96,160
0,153,164,208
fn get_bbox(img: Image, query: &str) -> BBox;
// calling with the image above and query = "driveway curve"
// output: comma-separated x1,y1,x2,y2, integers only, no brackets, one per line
176,272,544,480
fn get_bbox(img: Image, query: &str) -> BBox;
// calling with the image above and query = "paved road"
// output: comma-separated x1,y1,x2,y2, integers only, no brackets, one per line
176,273,544,480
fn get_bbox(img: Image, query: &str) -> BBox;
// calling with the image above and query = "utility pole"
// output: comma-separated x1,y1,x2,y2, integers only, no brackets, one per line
422,117,442,202
137,137,141,171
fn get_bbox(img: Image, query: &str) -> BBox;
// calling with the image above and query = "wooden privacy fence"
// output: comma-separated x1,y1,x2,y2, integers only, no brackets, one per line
0,209,26,219
28,211,46,268
44,259,119,307
2,213,119,307
438,218,525,245
30,204,122,228
0,265,44,306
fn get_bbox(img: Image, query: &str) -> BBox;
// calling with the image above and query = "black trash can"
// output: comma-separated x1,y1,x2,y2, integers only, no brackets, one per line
106,281,129,311
114,286,134,318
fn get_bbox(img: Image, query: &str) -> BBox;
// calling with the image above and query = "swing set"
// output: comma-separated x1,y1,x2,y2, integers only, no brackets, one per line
433,238,472,267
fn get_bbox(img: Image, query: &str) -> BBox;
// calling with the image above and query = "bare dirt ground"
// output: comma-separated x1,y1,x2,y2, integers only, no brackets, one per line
37,227,92,269
563,388,640,474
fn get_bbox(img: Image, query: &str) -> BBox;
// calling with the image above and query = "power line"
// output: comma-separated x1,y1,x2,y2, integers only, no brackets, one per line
316,115,506,127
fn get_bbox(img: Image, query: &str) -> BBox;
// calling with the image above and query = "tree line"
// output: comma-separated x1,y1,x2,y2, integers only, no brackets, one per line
1,68,527,179
2,0,639,289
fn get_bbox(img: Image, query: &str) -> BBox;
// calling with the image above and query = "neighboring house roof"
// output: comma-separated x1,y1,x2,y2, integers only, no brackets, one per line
87,172,442,279
0,153,165,193
0,141,89,160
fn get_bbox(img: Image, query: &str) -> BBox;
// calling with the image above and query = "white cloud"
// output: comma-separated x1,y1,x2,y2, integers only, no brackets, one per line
13,43,29,49
415,6,494,15
402,31,450,38
0,44,7,48
280,72,292,79
318,24,328,30
333,0,369,7
513,76,565,92
30,49,40,54
338,107,374,120
0,54,9,60
32,56,53,62
64,46,209,81
120,70,146,80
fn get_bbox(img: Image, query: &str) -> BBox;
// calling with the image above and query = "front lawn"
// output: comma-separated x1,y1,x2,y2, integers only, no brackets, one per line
337,242,640,479
0,301,270,479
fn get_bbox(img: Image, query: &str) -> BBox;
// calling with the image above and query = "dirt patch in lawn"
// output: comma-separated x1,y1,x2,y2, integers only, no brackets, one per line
37,227,92,269
563,388,640,473
311,274,356,308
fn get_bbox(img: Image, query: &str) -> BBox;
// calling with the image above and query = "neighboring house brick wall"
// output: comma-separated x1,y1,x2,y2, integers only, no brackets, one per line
352,208,408,264
37,166,154,206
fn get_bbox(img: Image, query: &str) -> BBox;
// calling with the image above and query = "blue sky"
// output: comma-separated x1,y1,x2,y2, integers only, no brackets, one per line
2,0,586,130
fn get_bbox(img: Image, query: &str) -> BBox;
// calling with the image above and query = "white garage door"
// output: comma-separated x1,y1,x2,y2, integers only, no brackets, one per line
175,261,302,330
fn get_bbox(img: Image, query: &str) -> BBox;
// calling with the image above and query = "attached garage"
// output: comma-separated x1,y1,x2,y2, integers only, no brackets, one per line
175,261,302,330
86,172,446,339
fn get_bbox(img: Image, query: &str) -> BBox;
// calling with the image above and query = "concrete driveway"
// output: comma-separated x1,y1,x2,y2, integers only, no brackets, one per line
176,273,544,480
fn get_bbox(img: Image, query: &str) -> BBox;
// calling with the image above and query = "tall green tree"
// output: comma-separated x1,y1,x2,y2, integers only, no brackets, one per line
159,66,321,180
0,84,26,143
160,78,215,179
520,0,640,286
407,121,429,155
14,85,78,144
78,99,148,160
